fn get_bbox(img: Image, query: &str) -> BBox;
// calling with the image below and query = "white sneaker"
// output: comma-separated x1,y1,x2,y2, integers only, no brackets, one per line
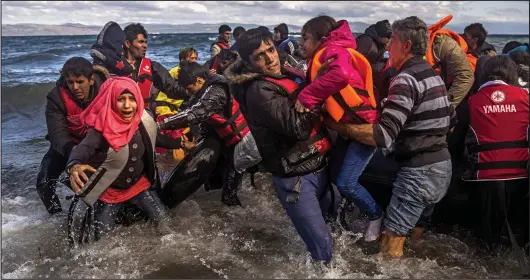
364,215,383,242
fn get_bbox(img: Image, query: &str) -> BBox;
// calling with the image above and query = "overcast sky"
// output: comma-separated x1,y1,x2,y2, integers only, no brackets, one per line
2,1,529,33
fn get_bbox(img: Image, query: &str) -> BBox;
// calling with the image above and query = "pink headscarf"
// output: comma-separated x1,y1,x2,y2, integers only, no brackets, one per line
80,77,144,151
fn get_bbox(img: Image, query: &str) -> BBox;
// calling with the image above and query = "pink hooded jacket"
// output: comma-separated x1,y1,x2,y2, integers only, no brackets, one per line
297,20,365,113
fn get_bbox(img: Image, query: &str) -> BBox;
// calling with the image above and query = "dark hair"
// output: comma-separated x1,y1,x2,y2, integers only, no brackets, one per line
502,41,523,54
233,26,246,38
482,55,518,85
274,23,289,41
238,27,275,63
464,23,488,49
219,24,232,34
177,62,209,87
61,57,93,79
124,23,148,44
218,49,238,62
179,47,198,61
391,16,429,56
509,50,530,66
302,15,338,41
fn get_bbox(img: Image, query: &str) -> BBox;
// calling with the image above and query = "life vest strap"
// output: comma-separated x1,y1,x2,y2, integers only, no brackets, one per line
138,73,154,82
222,122,248,142
331,93,369,124
475,161,528,170
468,140,529,153
209,109,242,128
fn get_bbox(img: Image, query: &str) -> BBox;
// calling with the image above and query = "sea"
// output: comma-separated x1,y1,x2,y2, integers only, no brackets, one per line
1,33,529,279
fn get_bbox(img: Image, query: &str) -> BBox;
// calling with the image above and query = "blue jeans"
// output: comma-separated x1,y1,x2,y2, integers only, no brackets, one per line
333,138,382,220
272,168,339,263
385,159,452,236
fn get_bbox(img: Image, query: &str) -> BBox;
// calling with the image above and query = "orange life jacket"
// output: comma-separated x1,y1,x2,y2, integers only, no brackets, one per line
426,15,477,80
263,75,331,156
59,87,89,142
308,47,377,123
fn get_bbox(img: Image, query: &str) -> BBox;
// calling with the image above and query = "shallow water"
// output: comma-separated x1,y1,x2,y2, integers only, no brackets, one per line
1,160,526,279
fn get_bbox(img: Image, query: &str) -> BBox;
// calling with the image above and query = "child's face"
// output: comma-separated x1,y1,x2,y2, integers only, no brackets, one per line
299,30,321,59
116,92,138,121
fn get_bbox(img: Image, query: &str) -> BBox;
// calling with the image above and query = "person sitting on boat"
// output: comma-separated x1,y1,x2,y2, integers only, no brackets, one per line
211,24,232,58
66,77,186,238
154,47,198,160
323,16,455,258
461,23,489,59
205,48,238,75
90,21,135,79
122,23,189,113
36,57,107,215
231,26,246,53
355,19,392,84
225,27,338,264
274,23,302,62
158,62,248,206
460,55,529,249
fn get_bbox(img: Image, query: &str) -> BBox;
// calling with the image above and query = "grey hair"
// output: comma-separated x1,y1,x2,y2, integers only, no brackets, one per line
391,16,429,56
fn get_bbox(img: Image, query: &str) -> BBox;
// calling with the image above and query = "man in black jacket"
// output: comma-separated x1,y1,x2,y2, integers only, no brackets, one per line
356,20,392,79
224,28,339,264
37,57,105,214
158,62,244,206
122,23,188,113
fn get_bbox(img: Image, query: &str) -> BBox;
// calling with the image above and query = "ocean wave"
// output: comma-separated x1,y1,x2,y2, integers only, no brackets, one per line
1,82,55,111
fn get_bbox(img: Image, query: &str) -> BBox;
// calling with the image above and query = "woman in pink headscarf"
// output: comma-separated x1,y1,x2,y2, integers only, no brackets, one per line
66,77,187,238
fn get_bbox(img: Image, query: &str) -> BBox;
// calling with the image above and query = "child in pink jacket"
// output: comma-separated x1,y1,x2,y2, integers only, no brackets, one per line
296,15,383,241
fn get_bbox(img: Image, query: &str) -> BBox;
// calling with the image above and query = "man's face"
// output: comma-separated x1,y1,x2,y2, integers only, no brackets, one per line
462,32,478,52
387,33,410,69
186,52,198,63
221,31,231,43
185,77,205,95
274,30,281,41
248,39,281,76
66,73,94,101
126,34,147,59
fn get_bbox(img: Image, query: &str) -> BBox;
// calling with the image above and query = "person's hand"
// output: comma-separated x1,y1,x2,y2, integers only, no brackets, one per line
295,100,310,113
181,139,196,152
69,164,97,194
209,68,217,74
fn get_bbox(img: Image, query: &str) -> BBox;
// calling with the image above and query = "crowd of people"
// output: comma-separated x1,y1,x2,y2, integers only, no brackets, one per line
35,13,529,263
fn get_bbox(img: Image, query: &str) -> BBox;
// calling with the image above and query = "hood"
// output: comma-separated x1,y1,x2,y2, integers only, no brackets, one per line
208,73,229,85
319,20,357,51
275,23,289,42
89,21,134,76
363,24,380,42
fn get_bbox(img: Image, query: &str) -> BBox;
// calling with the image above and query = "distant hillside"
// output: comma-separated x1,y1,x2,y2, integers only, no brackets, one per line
1,21,373,36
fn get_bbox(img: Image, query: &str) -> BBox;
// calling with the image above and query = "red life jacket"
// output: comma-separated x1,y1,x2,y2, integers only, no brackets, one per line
466,82,529,181
136,58,154,109
206,84,250,147
59,87,89,143
212,41,229,50
263,74,332,155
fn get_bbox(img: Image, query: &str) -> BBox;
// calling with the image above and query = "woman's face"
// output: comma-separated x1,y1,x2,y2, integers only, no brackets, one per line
299,30,321,59
116,91,137,121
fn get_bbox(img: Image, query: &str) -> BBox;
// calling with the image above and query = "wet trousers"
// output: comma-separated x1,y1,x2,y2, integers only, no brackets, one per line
93,189,169,239
272,168,339,263
36,147,67,214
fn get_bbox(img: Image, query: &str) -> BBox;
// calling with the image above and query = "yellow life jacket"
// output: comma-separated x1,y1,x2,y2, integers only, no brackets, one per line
155,65,184,116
